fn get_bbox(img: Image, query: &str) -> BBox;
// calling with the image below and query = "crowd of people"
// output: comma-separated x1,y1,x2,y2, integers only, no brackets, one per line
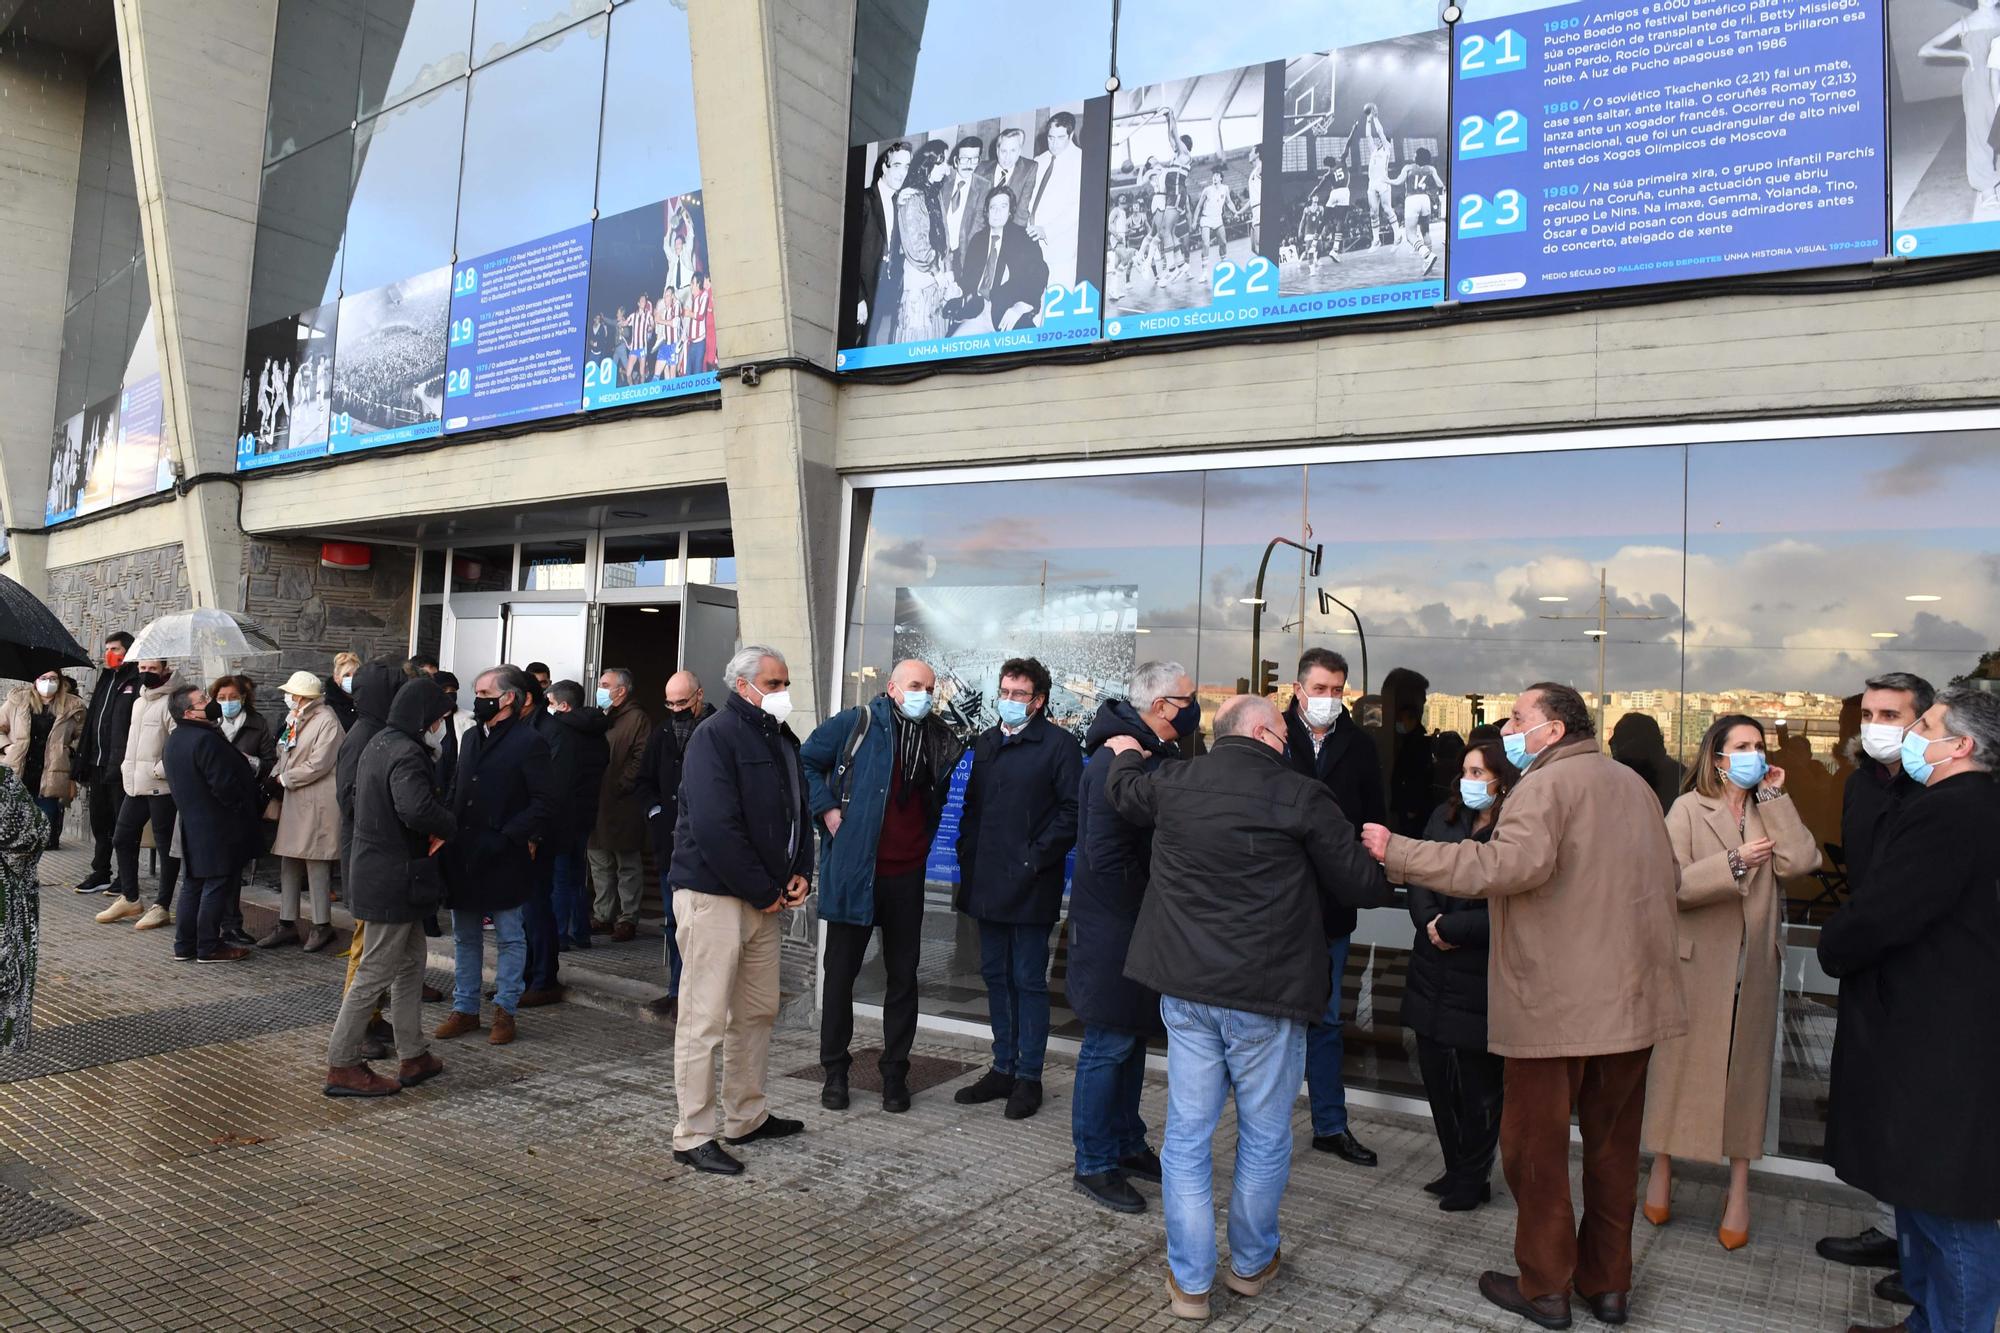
10,630,1997,1331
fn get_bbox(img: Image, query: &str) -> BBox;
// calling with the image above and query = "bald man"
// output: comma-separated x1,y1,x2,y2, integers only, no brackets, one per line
635,671,717,1018
800,658,966,1112
1105,692,1392,1319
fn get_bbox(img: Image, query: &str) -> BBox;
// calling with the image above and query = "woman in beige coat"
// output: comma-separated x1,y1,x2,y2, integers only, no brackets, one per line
1641,713,1819,1251
258,671,345,953
0,672,86,850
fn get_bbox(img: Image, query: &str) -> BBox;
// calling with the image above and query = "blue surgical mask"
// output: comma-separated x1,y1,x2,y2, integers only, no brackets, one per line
1722,751,1768,789
219,699,243,719
1501,718,1554,770
1459,778,1495,811
596,687,614,709
898,689,932,721
1900,729,1959,786
996,699,1029,728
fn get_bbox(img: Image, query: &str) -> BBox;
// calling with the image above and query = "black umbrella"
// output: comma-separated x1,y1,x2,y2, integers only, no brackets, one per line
0,574,91,680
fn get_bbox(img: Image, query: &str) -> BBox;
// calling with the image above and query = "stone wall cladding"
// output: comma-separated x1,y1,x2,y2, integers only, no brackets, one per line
46,544,192,658
234,537,415,699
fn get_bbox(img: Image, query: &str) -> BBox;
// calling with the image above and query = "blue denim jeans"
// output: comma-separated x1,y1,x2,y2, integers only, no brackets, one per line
978,920,1053,1081
658,871,682,997
1071,1025,1150,1175
1159,995,1308,1297
453,905,525,1015
1304,934,1351,1136
550,835,590,948
1898,1206,2000,1333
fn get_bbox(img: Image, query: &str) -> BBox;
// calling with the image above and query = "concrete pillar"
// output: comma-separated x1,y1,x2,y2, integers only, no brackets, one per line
113,0,278,612
688,0,852,729
0,38,89,598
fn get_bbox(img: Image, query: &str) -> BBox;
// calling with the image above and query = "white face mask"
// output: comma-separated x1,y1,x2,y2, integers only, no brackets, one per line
1860,722,1905,764
1302,695,1340,729
35,679,58,698
424,722,446,754
752,686,794,725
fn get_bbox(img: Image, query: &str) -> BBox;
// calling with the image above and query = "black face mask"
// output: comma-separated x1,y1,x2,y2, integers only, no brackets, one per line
138,671,167,689
471,695,502,725
204,700,223,722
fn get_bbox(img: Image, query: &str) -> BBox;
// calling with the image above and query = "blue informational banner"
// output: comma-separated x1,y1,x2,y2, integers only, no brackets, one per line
443,224,593,434
1449,0,1887,303
923,752,975,886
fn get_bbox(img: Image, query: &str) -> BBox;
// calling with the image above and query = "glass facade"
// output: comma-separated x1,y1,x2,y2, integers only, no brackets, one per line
841,431,2000,1161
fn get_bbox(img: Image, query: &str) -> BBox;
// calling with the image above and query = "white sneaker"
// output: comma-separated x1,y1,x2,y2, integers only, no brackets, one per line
134,904,172,931
95,896,144,924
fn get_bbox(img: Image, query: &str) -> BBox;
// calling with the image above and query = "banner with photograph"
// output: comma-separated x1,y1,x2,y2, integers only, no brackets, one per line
1449,0,1887,303
74,394,120,517
236,302,337,470
836,100,1111,370
443,224,592,433
114,374,167,504
330,267,448,454
582,193,720,410
1889,0,2000,259
44,412,85,526
1104,25,1449,343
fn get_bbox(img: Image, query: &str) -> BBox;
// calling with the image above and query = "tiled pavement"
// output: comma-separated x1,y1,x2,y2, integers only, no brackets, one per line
1,845,1915,1331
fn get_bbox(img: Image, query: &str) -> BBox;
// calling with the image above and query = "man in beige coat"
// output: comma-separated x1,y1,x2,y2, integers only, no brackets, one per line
1362,682,1686,1330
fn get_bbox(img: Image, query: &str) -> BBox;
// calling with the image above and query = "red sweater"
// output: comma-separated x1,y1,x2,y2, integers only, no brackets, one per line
875,763,931,877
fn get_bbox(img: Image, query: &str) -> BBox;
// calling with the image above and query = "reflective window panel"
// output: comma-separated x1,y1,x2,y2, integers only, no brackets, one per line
595,0,700,217
342,80,467,295
265,0,365,162
248,127,353,328
358,0,474,119
470,0,602,68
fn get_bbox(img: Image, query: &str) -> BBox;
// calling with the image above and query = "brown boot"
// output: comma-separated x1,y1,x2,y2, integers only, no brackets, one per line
397,1052,444,1087
302,924,337,953
611,921,636,943
323,1063,400,1098
516,987,564,1008
434,1010,482,1040
421,983,446,1003
488,1010,516,1045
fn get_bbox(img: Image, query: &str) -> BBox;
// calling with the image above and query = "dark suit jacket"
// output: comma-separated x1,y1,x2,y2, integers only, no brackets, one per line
845,175,903,347
446,715,552,913
953,223,1048,330
162,720,261,879
982,157,1040,222
941,171,991,263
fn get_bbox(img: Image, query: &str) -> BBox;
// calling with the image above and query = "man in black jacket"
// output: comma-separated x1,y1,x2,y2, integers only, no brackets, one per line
73,630,137,893
435,666,551,1047
666,646,811,1176
325,678,458,1098
634,670,713,1017
160,683,260,964
537,680,611,961
952,656,1080,1122
1821,686,2000,1333
1285,647,1389,1168
1106,693,1392,1320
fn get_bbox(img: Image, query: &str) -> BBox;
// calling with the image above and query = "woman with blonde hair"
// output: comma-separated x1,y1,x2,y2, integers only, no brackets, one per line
0,670,86,854
1641,713,1819,1250
259,671,345,953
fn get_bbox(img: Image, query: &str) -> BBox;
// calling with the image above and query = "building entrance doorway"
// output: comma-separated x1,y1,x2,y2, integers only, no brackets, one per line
599,603,680,714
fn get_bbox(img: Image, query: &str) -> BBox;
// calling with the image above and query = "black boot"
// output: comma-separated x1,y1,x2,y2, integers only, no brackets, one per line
821,1068,849,1111
882,1070,911,1113
1003,1079,1043,1121
953,1067,1016,1105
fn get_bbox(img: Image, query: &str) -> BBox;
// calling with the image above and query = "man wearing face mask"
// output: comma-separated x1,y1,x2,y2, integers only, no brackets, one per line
334,659,415,1055
589,667,652,944
952,657,1082,1122
159,683,261,964
536,679,610,960
667,646,813,1175
1283,647,1390,1170
1815,671,1935,1284
436,666,552,1046
1067,661,1199,1215
1821,686,2000,1333
1360,682,1686,1330
74,631,139,894
635,671,714,1018
801,658,965,1113
1105,693,1393,1320
96,659,181,928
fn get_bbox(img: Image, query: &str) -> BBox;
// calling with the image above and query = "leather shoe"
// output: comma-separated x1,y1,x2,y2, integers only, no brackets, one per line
421,983,446,1003
646,995,679,1022
323,1063,400,1098
1478,1271,1572,1330
821,1070,849,1110
516,988,563,1008
882,1072,911,1113
1312,1130,1379,1167
1003,1078,1042,1121
954,1068,1016,1105
1439,1182,1493,1212
1572,1285,1628,1325
725,1115,804,1146
611,921,636,943
397,1052,443,1087
1874,1271,1912,1306
488,1011,516,1045
434,1010,482,1040
1073,1170,1145,1214
1818,1226,1899,1269
301,924,336,953
1423,1171,1450,1196
673,1141,744,1176
1119,1147,1163,1184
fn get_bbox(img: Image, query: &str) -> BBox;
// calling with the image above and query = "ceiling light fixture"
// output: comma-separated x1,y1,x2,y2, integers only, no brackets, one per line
1905,594,1941,602
1870,631,1899,639
639,606,661,614
1537,595,1569,603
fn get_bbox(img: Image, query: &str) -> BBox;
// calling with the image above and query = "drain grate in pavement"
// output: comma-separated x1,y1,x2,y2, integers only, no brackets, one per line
0,1183,92,1248
0,982,344,1084
785,1047,979,1095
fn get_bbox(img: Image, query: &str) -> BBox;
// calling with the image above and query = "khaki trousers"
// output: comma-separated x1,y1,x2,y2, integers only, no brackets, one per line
671,889,780,1151
326,921,430,1066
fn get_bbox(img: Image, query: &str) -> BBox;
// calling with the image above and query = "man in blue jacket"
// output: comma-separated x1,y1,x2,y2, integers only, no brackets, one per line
952,657,1082,1121
667,645,813,1176
800,658,965,1114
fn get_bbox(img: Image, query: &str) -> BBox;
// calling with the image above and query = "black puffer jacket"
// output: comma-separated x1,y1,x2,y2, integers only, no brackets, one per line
536,705,612,844
1112,734,1394,1024
347,679,457,924
1401,803,1494,1051
336,661,407,861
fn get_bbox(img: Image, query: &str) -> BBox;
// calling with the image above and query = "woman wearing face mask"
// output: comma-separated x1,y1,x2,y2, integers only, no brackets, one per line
260,672,346,953
1404,731,1519,1212
323,652,361,731
211,676,276,949
0,672,87,857
1642,714,1820,1250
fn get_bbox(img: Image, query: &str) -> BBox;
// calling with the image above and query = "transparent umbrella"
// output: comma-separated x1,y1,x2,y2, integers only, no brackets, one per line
128,608,281,662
